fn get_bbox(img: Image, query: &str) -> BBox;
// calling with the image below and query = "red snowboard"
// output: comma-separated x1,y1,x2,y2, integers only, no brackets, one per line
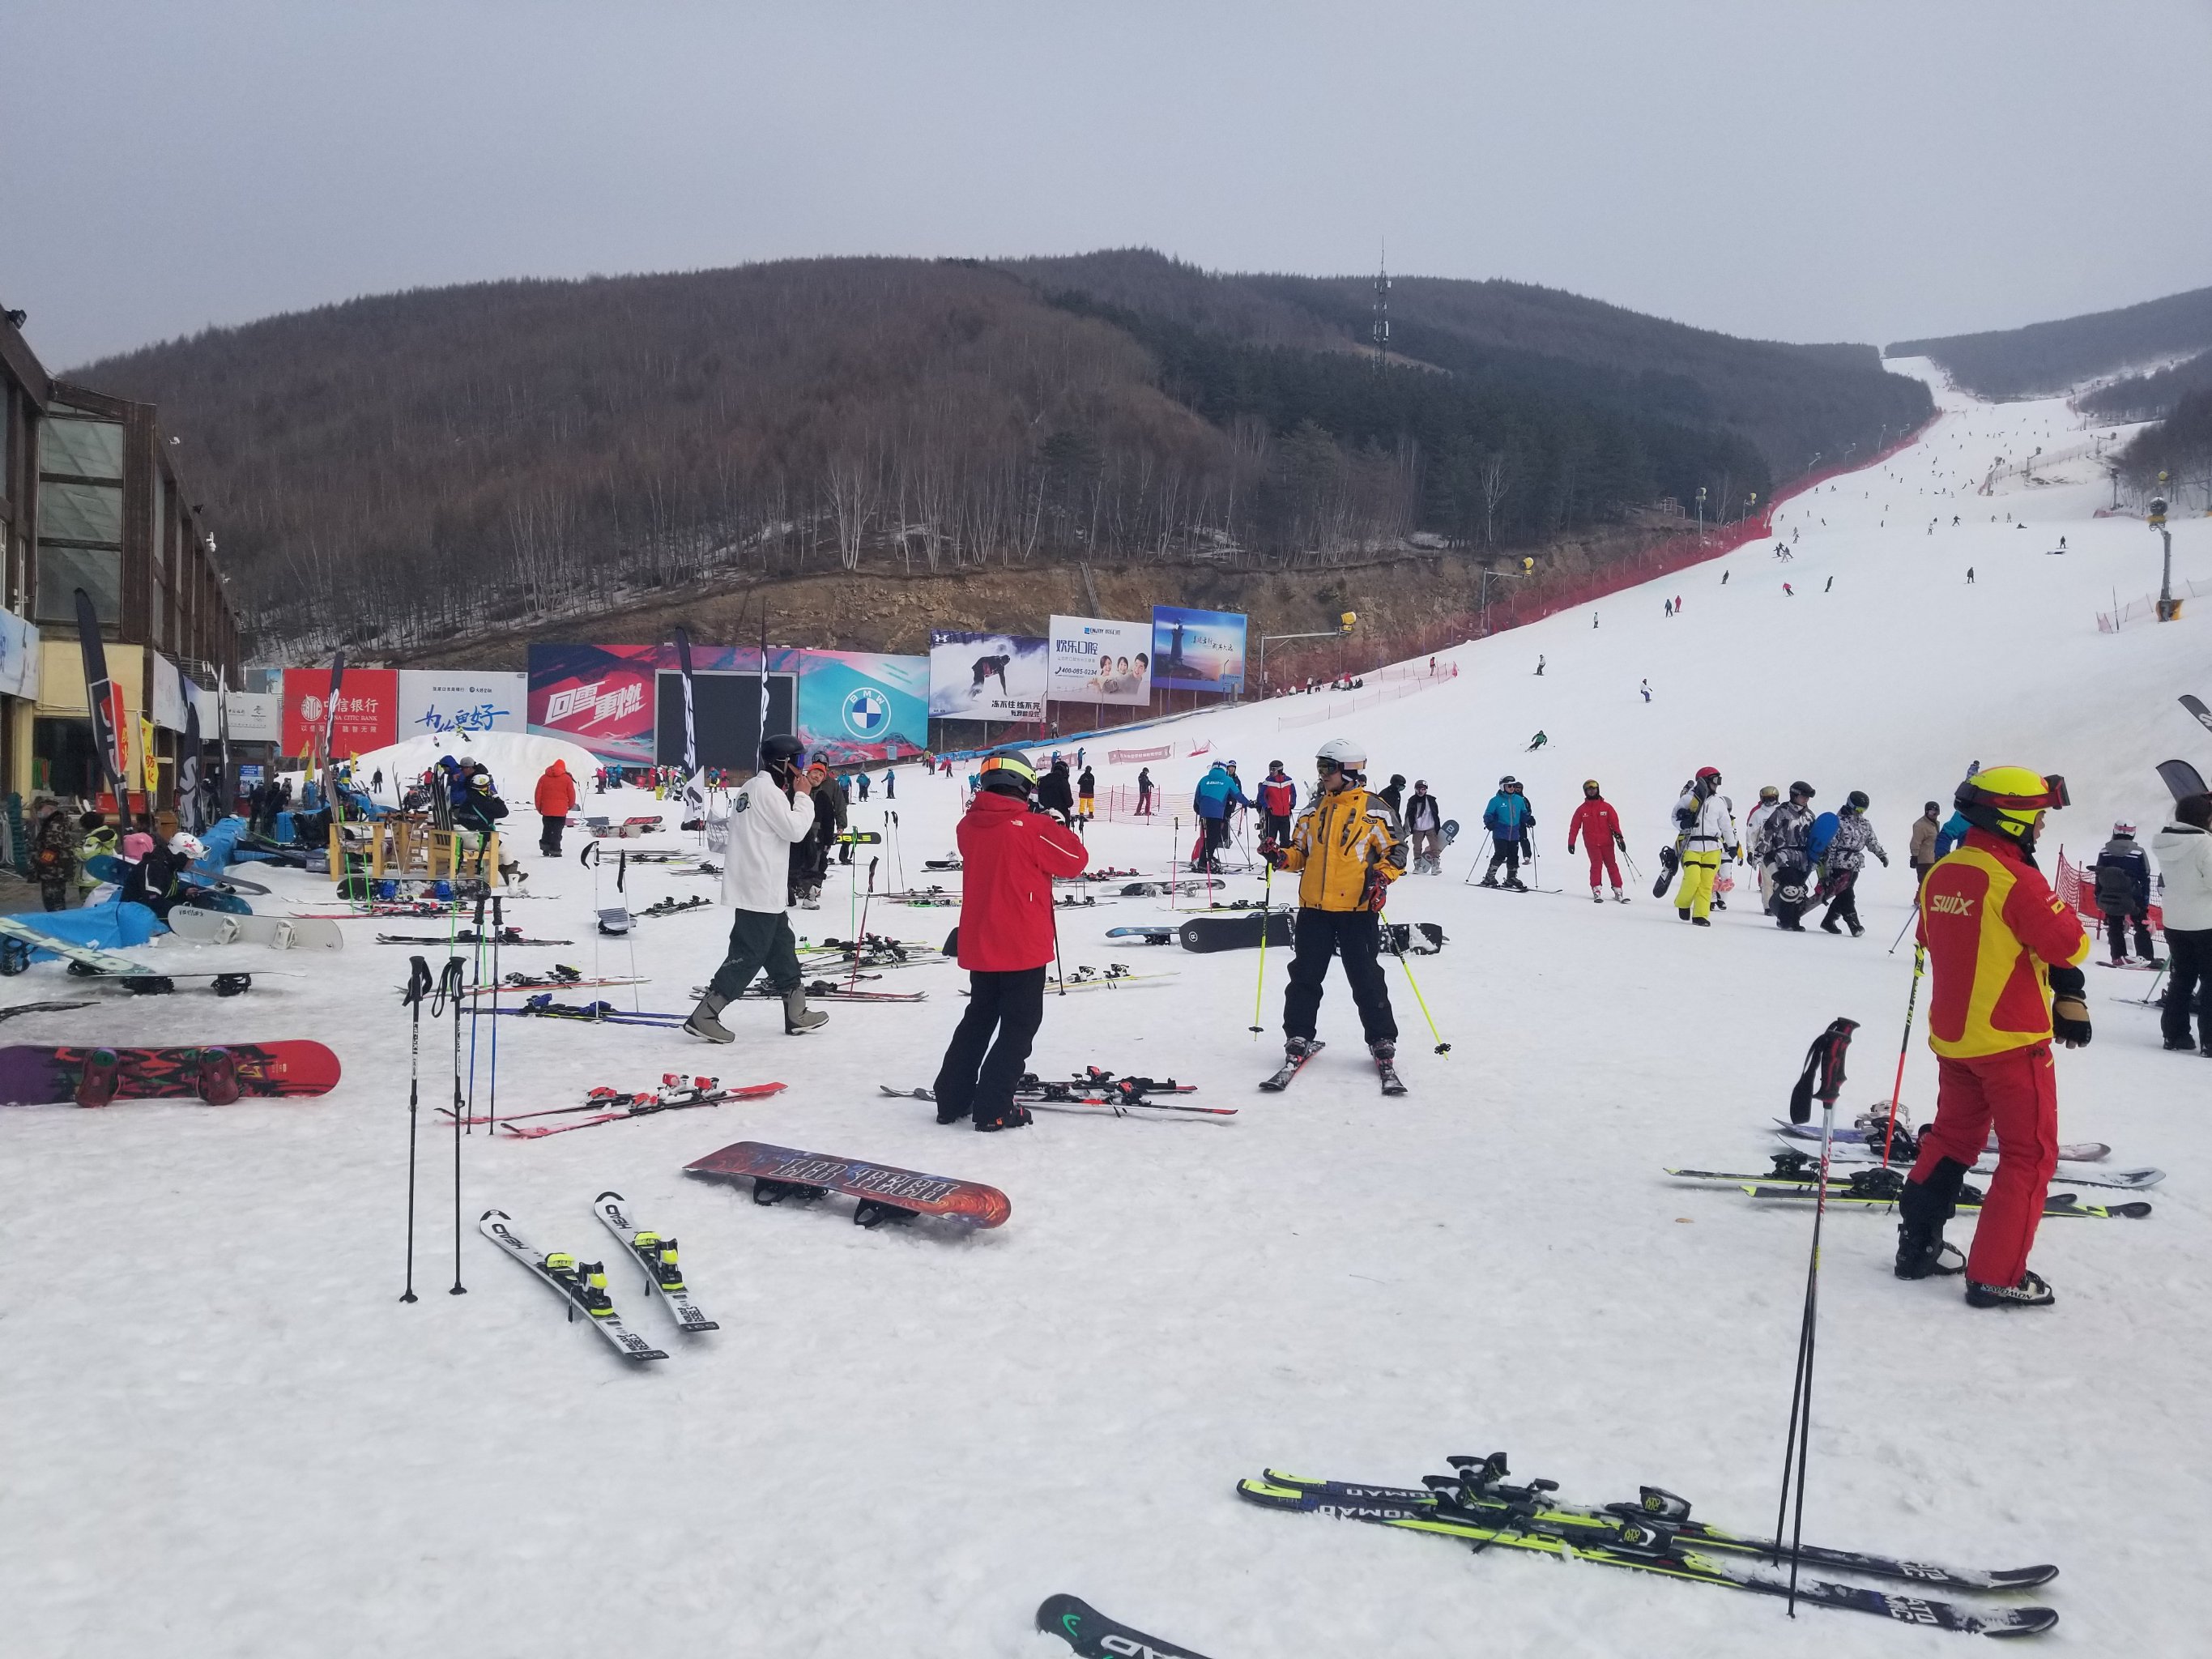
685,1139,1011,1228
0,1042,341,1105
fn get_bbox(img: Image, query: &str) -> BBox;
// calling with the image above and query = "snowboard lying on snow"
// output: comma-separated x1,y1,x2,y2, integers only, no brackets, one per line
684,1140,1010,1229
0,1040,341,1105
166,908,343,951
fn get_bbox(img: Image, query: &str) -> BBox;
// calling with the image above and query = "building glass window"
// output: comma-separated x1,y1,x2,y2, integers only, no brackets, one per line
34,545,122,623
39,480,123,544
41,414,125,480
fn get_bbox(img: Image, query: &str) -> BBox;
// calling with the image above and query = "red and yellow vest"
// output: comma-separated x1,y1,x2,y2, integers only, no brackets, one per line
1918,830,2090,1060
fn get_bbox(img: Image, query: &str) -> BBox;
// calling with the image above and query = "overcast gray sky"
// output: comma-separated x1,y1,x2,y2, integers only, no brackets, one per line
6,0,2207,368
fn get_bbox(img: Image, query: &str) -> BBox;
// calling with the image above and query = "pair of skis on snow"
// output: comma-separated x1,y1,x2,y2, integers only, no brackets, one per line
1259,1039,1405,1097
442,1075,786,1137
479,1193,717,1363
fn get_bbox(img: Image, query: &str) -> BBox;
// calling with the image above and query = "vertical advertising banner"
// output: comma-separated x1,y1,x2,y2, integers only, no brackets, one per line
928,630,1047,721
1150,605,1247,693
1046,616,1153,706
797,651,930,765
280,666,398,756
396,670,527,740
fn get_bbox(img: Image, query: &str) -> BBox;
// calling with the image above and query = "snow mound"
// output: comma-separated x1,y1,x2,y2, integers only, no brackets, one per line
352,728,598,796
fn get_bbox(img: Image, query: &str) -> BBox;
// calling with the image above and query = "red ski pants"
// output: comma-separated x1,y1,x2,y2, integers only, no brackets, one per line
1908,1044,2058,1287
1579,842,1622,889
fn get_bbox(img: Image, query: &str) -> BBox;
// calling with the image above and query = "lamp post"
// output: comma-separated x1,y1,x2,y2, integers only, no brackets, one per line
2151,487,2180,621
1259,612,1357,693
1695,487,1707,544
1477,558,1534,635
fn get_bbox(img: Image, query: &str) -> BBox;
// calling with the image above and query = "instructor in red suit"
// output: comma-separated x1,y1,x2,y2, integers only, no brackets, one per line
931,750,1089,1132
1566,779,1628,902
1894,768,2089,1308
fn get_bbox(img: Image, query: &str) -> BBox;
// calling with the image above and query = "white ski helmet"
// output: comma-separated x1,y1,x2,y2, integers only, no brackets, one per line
168,832,207,862
1315,736,1366,771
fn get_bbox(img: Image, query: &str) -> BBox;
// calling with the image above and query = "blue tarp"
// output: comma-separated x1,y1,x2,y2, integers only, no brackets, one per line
6,902,163,962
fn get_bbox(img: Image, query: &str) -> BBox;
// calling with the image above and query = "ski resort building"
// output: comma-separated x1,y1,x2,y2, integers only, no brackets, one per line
0,308,242,812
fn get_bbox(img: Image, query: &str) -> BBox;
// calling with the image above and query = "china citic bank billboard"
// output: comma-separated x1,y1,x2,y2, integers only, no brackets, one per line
281,667,399,757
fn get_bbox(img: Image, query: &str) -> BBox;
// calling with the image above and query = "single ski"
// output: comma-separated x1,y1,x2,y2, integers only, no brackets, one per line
1676,1154,2163,1193
1251,1461,2058,1594
477,1209,667,1361
440,1077,784,1128
1813,1142,2162,1189
595,1192,717,1330
1259,1039,1323,1092
497,1081,786,1137
2181,692,2212,735
462,973,648,997
1741,1183,2149,1219
1237,1478,2057,1636
739,979,926,1004
1775,1120,2110,1163
1037,1594,1216,1658
377,930,574,946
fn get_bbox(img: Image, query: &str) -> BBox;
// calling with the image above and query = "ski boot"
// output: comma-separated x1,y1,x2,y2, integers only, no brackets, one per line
195,1047,242,1106
1691,916,1711,927
782,984,828,1035
1504,877,1528,893
1678,907,1693,922
1821,915,1843,934
1477,875,1499,889
683,989,735,1044
1371,1041,1406,1096
974,1099,1034,1132
1847,923,1865,938
1966,1271,2055,1309
1894,1156,1968,1280
1612,887,1629,903
1591,887,1604,904
74,1048,121,1108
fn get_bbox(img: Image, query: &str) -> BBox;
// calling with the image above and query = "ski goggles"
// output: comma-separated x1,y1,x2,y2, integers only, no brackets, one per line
978,753,1038,787
1962,774,2069,813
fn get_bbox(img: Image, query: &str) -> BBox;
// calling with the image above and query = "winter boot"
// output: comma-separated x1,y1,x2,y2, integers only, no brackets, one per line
1965,1271,2055,1309
1613,887,1629,903
1894,1158,1968,1279
684,989,735,1044
1847,923,1865,939
1711,894,1727,911
194,1047,242,1106
974,1099,1034,1132
1677,906,1692,921
1690,916,1711,927
1592,886,1604,904
782,984,829,1034
1821,915,1843,934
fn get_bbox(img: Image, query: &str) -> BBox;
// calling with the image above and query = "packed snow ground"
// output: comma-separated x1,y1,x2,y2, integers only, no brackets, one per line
4,361,2208,1658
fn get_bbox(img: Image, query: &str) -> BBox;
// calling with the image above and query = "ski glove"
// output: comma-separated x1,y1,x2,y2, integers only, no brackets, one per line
2048,966,2091,1049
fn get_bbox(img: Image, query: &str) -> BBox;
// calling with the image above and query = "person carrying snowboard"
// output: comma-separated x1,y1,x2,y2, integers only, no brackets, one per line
1817,791,1888,936
1404,780,1446,874
1567,779,1627,902
684,734,828,1043
1257,761,1298,847
931,750,1089,1131
1266,737,1404,1088
2088,822,2156,964
1758,781,1819,930
1479,777,1534,889
1668,766,1737,925
533,758,577,856
1895,767,2089,1308
1745,786,1782,908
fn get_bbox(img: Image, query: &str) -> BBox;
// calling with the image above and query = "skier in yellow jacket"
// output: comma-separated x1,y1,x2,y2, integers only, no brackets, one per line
1267,736,1408,1091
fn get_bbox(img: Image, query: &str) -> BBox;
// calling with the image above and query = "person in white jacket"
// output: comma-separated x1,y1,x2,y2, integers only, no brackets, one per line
1669,766,1741,926
684,733,829,1043
2151,792,2212,1055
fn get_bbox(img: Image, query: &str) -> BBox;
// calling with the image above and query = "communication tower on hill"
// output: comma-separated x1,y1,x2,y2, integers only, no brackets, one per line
1372,245,1391,368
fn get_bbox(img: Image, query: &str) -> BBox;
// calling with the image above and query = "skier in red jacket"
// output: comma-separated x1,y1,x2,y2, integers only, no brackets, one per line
1257,761,1298,847
1567,779,1629,904
931,750,1089,1130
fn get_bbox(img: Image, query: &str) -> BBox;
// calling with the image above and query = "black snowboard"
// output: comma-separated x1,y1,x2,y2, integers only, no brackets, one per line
1178,911,1293,953
1651,843,1679,898
1037,1594,1214,1659
2159,758,2208,801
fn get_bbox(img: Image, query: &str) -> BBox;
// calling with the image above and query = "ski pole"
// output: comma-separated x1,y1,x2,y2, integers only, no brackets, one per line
1051,899,1067,998
1621,842,1643,882
850,857,879,992
1392,943,1451,1056
1462,830,1492,885
1886,902,1916,953
463,887,488,1134
1878,945,1925,1167
488,897,501,1137
1773,1017,1857,1612
436,956,468,1296
399,955,433,1303
1249,855,1272,1036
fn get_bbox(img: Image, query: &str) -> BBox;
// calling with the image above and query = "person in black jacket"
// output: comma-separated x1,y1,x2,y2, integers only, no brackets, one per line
1036,757,1076,825
2089,823,2156,964
1404,781,1446,874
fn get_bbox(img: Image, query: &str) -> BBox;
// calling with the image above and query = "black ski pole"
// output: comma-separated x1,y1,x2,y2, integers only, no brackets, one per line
1773,1016,1858,1614
488,896,502,1137
399,955,433,1303
464,886,488,1134
437,956,468,1296
850,857,879,992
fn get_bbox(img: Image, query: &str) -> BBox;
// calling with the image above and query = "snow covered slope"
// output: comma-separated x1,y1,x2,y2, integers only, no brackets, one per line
2,365,2206,1658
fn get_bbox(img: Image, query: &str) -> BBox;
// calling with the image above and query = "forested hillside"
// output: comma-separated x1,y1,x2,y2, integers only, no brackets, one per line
2077,350,2212,423
75,249,1928,655
1893,284,2212,399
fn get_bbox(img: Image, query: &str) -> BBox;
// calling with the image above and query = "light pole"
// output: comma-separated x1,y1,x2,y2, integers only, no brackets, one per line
2151,486,2180,621
1259,612,1357,693
1477,557,1534,635
1695,487,1707,544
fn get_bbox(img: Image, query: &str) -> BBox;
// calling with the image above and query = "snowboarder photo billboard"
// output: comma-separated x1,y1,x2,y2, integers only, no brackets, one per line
927,630,1046,721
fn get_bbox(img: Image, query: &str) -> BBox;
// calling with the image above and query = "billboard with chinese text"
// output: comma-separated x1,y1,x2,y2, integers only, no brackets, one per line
1150,605,1246,694
281,666,399,756
928,629,1046,721
1046,616,1151,706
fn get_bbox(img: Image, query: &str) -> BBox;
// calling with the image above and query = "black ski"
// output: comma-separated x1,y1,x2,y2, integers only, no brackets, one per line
1037,1594,1215,1658
2182,693,2211,735
1259,1040,1323,1091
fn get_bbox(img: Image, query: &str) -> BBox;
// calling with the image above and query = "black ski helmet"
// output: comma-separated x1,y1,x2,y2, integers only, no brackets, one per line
1847,790,1870,812
760,733,807,770
1788,781,1815,800
978,749,1038,797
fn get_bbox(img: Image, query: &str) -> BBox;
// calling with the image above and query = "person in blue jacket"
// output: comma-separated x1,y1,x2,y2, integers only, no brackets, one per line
2090,823,2157,964
1193,761,1252,871
1933,761,1980,859
1479,776,1536,890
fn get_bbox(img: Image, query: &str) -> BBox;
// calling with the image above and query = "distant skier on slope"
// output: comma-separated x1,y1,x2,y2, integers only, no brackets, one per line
1257,761,1298,847
1567,779,1628,903
1524,731,1548,753
1816,791,1888,937
1667,766,1737,926
1895,768,2088,1309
